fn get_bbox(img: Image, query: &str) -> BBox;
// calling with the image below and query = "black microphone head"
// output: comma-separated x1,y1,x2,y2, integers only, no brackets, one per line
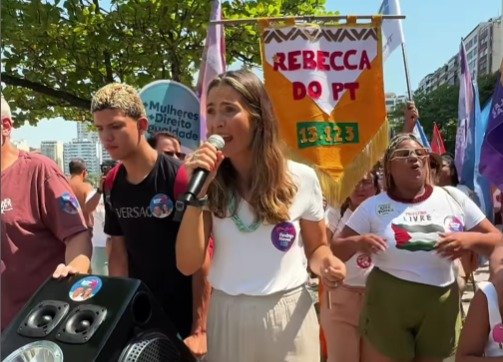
207,134,225,151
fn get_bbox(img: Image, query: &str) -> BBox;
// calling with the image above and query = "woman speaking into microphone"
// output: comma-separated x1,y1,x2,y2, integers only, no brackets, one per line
175,69,346,362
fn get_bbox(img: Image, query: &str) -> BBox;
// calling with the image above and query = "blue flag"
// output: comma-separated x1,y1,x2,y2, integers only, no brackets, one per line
413,121,431,149
473,93,494,220
480,65,503,192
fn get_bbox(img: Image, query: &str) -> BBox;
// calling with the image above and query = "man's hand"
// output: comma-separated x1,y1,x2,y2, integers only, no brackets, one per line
52,263,81,278
184,331,207,358
403,101,419,133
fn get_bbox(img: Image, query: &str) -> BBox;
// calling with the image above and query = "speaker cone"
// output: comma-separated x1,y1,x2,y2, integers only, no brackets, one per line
55,305,107,344
18,301,69,338
2,340,63,362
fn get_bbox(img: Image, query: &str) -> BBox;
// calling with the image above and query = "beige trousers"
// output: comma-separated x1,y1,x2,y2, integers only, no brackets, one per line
320,284,366,362
206,286,320,362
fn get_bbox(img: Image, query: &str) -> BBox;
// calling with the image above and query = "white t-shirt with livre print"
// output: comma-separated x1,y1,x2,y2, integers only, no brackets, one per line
208,161,324,296
346,186,485,287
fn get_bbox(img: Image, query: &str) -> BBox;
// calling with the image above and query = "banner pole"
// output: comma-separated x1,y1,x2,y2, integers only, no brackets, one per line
400,42,413,100
211,14,405,25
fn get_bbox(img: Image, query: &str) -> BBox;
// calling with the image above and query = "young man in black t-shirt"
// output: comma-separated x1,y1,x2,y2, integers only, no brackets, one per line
91,83,210,358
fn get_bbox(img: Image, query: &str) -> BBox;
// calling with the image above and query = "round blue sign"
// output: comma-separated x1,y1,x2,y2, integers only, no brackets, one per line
140,80,201,152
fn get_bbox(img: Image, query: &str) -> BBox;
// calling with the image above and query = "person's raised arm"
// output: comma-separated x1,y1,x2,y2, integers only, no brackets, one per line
85,178,104,215
176,207,212,276
402,101,419,133
176,142,224,276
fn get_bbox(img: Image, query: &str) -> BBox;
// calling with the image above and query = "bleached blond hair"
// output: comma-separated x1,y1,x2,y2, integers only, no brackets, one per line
90,83,146,119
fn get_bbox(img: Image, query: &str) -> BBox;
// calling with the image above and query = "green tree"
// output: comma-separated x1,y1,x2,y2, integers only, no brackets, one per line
1,0,330,126
388,71,498,153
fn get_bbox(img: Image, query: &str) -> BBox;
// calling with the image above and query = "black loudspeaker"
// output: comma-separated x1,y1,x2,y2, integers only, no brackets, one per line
1,275,196,362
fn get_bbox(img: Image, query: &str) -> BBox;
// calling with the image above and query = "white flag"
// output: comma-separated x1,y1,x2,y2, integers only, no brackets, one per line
196,0,226,141
379,0,405,59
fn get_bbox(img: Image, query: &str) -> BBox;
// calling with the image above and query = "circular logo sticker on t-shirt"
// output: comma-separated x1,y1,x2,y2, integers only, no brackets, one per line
59,192,80,214
492,323,503,344
356,254,372,269
443,215,464,232
271,222,297,252
69,276,103,302
149,193,173,218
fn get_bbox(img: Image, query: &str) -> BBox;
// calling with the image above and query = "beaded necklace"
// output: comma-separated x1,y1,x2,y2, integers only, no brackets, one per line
229,196,262,233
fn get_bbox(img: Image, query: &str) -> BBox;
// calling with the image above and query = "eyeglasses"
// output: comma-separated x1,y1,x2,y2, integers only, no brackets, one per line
164,151,186,160
356,180,375,189
391,148,429,160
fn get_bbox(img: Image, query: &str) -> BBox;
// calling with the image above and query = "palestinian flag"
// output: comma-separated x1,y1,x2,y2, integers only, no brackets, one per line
391,223,444,252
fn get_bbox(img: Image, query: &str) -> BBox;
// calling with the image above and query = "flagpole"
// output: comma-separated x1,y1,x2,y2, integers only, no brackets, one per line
401,42,413,100
211,14,405,25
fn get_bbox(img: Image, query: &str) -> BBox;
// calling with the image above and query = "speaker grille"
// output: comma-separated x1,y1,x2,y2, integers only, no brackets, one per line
119,331,181,362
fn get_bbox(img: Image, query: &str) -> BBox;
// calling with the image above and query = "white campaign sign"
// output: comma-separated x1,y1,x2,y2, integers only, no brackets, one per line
263,26,378,115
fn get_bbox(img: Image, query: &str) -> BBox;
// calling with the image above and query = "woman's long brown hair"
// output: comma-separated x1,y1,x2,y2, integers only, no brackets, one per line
206,70,297,224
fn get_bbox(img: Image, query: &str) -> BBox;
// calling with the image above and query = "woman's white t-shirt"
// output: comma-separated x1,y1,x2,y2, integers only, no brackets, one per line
208,161,324,296
346,186,485,287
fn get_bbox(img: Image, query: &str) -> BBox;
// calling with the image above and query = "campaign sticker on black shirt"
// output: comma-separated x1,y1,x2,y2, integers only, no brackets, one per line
271,222,297,252
149,193,173,218
69,276,103,302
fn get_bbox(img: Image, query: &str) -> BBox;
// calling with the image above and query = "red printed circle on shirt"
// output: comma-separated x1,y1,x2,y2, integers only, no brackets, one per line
356,254,372,269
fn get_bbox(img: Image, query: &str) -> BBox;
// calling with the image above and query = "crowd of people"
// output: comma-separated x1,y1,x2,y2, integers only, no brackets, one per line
1,68,503,362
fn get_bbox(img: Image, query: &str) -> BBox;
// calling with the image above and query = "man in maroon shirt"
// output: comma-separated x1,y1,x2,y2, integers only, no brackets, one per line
1,95,92,330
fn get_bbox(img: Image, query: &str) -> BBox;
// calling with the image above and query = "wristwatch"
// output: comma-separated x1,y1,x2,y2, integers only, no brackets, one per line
188,195,209,208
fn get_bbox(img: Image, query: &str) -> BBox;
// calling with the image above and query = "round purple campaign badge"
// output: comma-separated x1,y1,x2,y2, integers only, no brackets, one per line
444,216,464,232
69,276,103,302
149,193,173,219
271,222,297,252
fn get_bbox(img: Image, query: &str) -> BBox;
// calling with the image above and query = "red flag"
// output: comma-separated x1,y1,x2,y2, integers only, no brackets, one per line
431,122,446,155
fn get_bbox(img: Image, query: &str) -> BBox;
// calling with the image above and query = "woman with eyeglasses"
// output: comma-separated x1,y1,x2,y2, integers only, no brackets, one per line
335,133,502,362
320,171,381,362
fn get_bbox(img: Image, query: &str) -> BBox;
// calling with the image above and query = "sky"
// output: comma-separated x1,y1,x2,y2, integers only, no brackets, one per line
12,0,502,148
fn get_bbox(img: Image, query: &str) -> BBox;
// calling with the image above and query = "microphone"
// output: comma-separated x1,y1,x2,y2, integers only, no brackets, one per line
173,135,225,221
